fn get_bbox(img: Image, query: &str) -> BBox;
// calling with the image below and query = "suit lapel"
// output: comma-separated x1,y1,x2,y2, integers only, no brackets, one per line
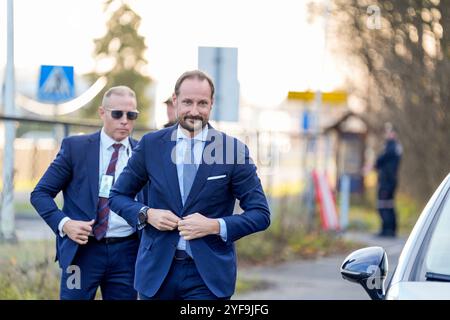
161,128,183,214
183,126,222,211
86,131,100,217
129,137,138,149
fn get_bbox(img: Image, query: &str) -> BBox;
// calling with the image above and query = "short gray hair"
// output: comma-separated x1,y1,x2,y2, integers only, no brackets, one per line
101,86,136,107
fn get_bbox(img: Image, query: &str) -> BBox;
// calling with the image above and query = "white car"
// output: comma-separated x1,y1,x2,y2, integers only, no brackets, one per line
341,173,450,299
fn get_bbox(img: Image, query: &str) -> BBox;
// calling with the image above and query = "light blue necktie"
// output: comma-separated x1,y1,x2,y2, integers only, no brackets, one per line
183,138,197,205
182,138,198,257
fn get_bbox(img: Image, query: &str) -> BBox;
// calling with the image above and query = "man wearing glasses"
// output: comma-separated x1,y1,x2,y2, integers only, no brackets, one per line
31,86,146,300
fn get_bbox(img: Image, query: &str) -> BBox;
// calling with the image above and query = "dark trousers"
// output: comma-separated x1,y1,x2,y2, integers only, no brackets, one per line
139,257,229,300
60,235,139,300
379,208,397,236
377,188,397,236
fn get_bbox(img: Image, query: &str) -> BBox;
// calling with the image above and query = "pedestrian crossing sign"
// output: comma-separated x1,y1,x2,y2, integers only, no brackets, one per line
37,65,75,103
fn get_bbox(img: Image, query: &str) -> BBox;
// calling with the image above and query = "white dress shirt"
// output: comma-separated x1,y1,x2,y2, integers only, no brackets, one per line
175,125,227,252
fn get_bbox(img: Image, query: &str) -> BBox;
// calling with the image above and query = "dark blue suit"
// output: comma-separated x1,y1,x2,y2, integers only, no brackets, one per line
30,131,147,299
109,124,271,298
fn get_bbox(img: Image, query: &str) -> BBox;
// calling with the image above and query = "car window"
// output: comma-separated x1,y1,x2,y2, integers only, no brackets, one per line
422,191,450,277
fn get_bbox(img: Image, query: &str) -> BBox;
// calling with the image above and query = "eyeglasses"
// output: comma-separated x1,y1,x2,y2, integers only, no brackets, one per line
105,108,139,120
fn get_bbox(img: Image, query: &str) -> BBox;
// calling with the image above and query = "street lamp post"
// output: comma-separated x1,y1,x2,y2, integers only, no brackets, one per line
1,0,17,242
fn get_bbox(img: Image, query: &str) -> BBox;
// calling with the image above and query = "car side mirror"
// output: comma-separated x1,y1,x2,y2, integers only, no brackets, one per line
340,246,388,300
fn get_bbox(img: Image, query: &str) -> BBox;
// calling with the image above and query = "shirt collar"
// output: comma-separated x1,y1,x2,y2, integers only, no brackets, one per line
101,128,130,150
176,124,208,142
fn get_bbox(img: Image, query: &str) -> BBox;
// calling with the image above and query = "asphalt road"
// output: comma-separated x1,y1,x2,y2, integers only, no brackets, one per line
233,232,406,300
16,216,54,241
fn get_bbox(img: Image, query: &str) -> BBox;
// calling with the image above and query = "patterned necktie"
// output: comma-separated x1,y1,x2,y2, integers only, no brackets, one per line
93,143,122,240
183,138,198,205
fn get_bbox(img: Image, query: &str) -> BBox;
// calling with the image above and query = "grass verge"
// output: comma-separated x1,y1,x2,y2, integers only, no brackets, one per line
0,240,59,299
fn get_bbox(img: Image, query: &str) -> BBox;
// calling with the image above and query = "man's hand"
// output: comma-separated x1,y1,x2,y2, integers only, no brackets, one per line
147,208,181,231
63,219,95,245
178,213,220,240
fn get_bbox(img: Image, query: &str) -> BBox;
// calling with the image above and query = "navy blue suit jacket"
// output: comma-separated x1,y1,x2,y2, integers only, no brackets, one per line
30,131,147,270
109,124,271,298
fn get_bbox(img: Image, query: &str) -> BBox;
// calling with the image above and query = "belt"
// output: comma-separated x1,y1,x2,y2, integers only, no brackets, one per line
174,250,193,261
89,233,138,245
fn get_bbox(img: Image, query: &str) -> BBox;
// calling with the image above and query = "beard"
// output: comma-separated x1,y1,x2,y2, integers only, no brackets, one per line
179,115,207,133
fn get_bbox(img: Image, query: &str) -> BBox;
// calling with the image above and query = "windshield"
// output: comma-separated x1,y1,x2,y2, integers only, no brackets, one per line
423,191,450,277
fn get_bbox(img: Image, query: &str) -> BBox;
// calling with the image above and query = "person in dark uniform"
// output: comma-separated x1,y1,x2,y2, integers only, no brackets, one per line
162,97,178,128
375,122,402,237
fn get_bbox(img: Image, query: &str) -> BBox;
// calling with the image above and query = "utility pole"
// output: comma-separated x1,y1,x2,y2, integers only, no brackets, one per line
1,0,17,242
313,0,331,168
303,0,332,229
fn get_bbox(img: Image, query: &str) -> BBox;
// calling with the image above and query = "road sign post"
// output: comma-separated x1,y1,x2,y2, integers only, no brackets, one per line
198,47,239,122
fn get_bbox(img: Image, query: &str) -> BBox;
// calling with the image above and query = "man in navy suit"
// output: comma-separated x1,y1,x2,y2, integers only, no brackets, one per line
31,86,145,300
109,70,271,300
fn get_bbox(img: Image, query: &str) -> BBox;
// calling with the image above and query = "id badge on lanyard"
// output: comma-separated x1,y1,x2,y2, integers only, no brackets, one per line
99,174,114,198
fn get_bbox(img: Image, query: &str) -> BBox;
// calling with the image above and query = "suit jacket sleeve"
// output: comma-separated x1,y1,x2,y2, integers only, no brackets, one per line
221,143,271,243
30,137,73,234
109,136,149,228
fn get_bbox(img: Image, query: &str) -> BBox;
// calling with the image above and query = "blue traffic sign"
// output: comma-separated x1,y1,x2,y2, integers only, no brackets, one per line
37,65,75,103
302,110,310,131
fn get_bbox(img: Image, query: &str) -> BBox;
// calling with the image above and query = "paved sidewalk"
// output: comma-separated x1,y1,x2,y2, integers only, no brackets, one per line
233,232,406,300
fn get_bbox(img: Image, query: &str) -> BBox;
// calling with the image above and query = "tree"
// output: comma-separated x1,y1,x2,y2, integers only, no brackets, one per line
314,0,450,204
83,0,152,126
